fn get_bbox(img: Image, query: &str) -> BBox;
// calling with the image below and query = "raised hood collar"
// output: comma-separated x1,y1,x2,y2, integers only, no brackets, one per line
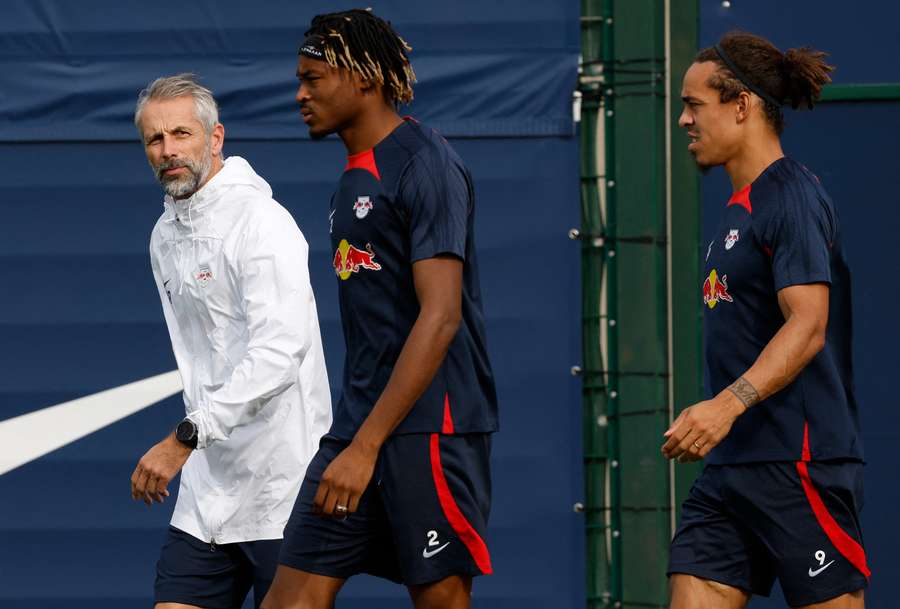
165,156,272,222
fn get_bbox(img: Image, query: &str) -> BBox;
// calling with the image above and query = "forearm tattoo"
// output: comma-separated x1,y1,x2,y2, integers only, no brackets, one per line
727,376,760,410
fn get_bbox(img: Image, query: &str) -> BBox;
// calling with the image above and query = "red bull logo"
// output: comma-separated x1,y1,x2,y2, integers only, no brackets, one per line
333,239,382,280
702,268,733,309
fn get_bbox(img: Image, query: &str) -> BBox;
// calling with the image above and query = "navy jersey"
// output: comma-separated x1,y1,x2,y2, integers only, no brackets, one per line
703,158,862,464
327,119,499,439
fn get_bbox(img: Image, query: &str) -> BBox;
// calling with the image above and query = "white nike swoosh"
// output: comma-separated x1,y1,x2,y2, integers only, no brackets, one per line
808,560,835,577
422,542,450,558
0,370,182,476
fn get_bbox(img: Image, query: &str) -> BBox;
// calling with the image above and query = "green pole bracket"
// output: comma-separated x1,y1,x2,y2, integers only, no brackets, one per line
819,82,900,102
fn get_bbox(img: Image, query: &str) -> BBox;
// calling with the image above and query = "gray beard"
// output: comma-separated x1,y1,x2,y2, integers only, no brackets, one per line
153,145,213,199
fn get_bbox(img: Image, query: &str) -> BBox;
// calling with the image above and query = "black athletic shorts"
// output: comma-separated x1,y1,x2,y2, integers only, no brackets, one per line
279,433,493,586
154,526,281,609
668,460,869,606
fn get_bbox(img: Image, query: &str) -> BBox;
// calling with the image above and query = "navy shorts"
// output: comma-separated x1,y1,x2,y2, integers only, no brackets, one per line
279,433,493,586
668,461,870,606
155,526,281,609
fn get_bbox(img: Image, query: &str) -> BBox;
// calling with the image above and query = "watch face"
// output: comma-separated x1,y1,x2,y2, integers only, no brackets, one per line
176,419,196,442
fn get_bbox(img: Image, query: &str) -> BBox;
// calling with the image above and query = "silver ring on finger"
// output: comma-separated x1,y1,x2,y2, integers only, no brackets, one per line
693,441,703,449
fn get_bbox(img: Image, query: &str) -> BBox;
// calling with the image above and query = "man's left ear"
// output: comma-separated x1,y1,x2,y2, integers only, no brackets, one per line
211,123,225,156
357,76,379,96
735,91,752,123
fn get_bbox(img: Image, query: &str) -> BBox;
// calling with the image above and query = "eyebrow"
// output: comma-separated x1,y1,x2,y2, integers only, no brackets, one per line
681,95,703,104
297,69,318,79
144,126,193,141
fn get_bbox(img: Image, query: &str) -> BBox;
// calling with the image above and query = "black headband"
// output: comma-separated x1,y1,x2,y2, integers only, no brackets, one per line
714,44,782,107
299,34,326,60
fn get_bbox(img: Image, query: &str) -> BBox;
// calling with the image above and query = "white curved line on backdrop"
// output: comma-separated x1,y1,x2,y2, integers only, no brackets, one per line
0,370,182,476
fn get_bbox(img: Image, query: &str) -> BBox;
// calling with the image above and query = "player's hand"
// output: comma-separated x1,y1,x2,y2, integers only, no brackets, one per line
661,393,746,462
313,440,378,518
131,433,192,505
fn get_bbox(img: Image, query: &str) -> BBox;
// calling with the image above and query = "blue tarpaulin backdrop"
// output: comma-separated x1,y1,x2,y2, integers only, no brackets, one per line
0,2,582,608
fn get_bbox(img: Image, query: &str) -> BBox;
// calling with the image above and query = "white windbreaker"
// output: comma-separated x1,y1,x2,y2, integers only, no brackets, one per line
149,156,332,544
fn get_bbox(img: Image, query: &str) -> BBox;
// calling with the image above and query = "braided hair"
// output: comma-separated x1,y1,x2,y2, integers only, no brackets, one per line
697,31,834,135
304,9,416,106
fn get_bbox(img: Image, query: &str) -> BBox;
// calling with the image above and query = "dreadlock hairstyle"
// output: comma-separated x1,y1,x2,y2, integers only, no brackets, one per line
303,9,416,106
696,31,834,135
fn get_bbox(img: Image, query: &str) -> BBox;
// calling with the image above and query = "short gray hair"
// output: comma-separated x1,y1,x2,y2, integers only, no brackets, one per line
134,73,220,136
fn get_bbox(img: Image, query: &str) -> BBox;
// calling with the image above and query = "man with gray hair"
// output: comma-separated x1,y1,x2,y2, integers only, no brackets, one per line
130,73,332,609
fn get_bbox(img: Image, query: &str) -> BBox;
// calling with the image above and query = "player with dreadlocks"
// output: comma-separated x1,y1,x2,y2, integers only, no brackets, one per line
261,9,499,609
663,31,868,609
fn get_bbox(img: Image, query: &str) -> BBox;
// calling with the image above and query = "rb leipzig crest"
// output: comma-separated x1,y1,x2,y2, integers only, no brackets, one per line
724,229,740,250
196,264,213,288
354,196,373,219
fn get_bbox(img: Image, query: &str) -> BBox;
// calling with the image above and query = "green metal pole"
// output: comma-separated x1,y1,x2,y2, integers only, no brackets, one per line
601,3,622,607
668,0,703,527
579,1,615,606
582,1,704,607
610,1,669,606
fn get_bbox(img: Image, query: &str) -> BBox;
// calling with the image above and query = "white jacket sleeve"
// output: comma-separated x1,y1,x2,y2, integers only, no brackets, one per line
188,207,315,449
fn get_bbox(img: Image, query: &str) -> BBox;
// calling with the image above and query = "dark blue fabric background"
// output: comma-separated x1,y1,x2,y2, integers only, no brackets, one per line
0,1,577,141
0,2,582,607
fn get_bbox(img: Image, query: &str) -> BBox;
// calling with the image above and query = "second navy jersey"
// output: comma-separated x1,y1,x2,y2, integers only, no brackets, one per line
328,118,499,439
703,157,862,464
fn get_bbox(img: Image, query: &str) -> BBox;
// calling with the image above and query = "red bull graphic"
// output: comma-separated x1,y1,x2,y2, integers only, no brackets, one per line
333,239,382,280
703,268,733,309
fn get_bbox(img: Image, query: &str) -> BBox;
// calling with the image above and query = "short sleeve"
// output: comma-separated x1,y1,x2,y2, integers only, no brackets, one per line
398,150,470,263
763,181,834,292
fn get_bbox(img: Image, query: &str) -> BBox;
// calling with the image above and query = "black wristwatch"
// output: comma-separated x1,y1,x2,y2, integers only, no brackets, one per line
175,418,198,449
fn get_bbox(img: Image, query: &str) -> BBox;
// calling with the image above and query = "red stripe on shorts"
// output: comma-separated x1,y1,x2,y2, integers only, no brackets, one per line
796,422,870,578
429,433,492,574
